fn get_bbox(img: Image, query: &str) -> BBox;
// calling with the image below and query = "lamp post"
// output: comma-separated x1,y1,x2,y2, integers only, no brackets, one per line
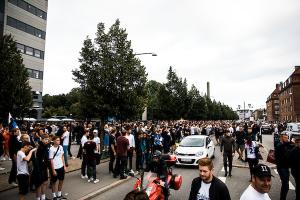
133,52,157,121
134,52,157,56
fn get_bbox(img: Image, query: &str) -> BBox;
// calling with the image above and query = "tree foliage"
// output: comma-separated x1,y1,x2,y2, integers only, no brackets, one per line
72,19,147,120
0,34,32,121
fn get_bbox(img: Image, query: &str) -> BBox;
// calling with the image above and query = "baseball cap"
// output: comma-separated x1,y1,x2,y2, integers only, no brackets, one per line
253,164,273,178
93,129,98,133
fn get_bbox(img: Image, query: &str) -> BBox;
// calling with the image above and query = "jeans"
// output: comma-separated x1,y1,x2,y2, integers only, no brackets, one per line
81,156,87,176
109,153,115,173
223,152,233,175
247,158,258,178
87,160,96,179
127,150,133,171
114,156,127,177
63,145,68,165
278,168,290,200
8,159,17,184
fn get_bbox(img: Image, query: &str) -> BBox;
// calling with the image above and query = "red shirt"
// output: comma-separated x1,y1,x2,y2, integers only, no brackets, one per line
116,136,129,157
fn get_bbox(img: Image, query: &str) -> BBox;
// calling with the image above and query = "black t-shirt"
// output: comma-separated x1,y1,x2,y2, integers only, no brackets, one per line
109,134,116,153
84,141,96,161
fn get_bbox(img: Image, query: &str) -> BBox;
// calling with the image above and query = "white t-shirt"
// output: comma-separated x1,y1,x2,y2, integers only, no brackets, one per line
17,150,28,175
197,181,211,200
62,131,70,146
240,185,271,200
49,145,64,169
93,137,101,153
125,134,135,148
81,135,88,146
245,141,256,159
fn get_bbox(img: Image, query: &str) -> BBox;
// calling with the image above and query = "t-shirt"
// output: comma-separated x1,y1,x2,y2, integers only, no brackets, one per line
240,185,271,200
197,181,211,200
109,134,116,154
17,150,28,175
81,135,88,146
245,141,256,159
84,141,96,160
62,131,70,146
49,145,64,169
93,137,100,153
116,136,129,157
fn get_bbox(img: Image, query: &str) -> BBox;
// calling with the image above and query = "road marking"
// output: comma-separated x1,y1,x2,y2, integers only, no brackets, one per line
274,169,278,174
218,177,226,183
221,167,225,172
289,181,295,190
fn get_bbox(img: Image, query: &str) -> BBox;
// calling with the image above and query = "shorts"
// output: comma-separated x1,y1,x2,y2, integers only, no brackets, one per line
17,174,29,195
50,167,65,183
236,143,245,151
41,168,49,183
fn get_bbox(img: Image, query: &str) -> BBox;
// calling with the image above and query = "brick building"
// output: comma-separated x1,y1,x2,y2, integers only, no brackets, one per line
266,84,280,122
267,66,300,122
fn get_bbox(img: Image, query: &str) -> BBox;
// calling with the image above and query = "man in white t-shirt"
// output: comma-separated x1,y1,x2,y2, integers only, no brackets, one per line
189,157,231,200
61,126,70,166
49,136,67,200
17,141,37,200
240,164,272,200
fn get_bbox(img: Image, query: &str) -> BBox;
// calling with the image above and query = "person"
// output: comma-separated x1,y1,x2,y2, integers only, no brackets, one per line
109,128,117,174
61,126,70,167
125,125,135,173
275,132,294,200
113,128,129,179
189,157,231,200
234,126,246,161
9,128,22,186
244,136,259,181
240,164,272,200
220,130,235,177
80,129,89,179
84,134,99,183
290,137,300,200
49,136,67,200
34,134,50,200
147,150,169,200
123,190,149,200
16,141,37,200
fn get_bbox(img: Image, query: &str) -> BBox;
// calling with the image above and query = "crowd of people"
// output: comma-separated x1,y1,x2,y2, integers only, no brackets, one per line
0,119,299,200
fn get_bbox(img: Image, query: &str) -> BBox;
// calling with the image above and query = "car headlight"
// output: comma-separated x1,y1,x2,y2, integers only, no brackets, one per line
195,151,203,157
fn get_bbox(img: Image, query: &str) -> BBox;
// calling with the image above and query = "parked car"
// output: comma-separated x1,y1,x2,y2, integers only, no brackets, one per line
260,124,272,134
174,135,215,166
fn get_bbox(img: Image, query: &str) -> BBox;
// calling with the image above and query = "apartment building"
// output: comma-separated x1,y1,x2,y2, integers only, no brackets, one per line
1,0,48,119
266,84,280,122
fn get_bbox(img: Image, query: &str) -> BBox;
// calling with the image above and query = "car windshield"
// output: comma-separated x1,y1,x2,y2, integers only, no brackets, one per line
180,137,204,147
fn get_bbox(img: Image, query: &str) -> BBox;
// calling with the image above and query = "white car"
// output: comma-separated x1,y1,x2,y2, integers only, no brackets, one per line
175,135,215,166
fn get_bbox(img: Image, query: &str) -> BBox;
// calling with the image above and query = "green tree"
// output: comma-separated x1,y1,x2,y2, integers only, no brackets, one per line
73,19,148,121
0,34,32,121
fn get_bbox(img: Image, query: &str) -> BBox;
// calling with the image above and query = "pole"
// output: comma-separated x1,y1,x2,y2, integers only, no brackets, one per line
244,101,246,120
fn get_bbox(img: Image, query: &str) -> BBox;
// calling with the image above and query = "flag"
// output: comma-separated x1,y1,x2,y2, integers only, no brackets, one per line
8,112,18,130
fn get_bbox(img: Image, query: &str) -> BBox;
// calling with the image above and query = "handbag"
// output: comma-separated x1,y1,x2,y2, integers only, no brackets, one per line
267,149,276,164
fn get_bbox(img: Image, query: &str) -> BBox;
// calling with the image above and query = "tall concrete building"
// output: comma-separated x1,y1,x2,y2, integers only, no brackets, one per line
1,0,48,119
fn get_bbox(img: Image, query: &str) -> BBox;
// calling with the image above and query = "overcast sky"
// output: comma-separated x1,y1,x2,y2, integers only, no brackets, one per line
43,0,300,110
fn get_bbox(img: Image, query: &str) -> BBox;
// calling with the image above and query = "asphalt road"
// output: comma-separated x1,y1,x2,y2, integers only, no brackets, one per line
92,134,297,200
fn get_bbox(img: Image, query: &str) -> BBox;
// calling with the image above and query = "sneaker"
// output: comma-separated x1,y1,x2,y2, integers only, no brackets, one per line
11,182,18,186
0,167,5,170
87,178,94,183
8,158,11,161
93,179,99,184
81,175,88,179
71,156,76,160
1,157,6,161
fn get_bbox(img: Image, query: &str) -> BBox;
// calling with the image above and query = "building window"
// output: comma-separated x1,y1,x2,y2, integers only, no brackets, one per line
25,46,33,56
26,68,43,80
16,43,25,53
16,43,44,60
8,0,47,20
6,16,46,39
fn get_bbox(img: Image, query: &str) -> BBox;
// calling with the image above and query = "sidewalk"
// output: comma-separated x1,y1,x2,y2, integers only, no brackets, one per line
0,144,135,200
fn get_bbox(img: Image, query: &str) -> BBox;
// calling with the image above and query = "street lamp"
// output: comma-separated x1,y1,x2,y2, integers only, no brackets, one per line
134,52,157,56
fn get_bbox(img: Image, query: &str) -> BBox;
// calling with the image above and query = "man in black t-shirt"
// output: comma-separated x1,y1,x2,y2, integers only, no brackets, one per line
109,128,117,174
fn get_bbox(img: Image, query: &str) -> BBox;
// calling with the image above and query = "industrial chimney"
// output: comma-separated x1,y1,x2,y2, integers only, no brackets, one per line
207,82,210,98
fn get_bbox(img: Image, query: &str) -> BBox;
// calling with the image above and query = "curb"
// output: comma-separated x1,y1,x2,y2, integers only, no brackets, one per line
76,174,137,200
